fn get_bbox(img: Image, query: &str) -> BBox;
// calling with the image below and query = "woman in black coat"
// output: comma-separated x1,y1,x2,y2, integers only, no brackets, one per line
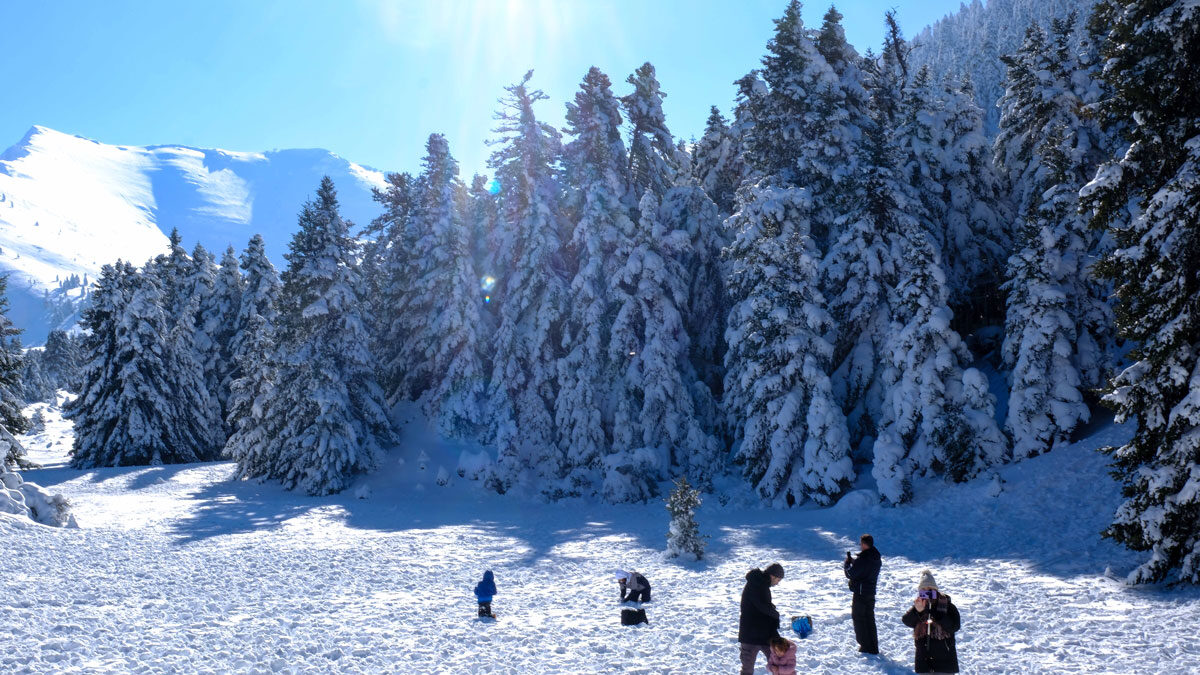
902,569,961,674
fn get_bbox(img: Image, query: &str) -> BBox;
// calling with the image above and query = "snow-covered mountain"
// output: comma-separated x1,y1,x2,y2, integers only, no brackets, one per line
0,125,387,344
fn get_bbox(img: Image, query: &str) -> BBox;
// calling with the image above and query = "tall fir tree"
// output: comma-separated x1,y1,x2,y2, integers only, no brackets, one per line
723,179,853,506
823,72,905,457
608,191,720,500
68,263,216,467
65,264,127,466
938,74,1012,325
873,227,1007,504
997,14,1116,454
224,234,281,473
367,170,422,403
485,71,569,495
690,105,744,215
659,180,728,410
247,178,391,495
1003,125,1095,459
1083,0,1200,584
406,134,486,438
555,66,633,494
150,227,191,318
623,62,680,199
0,276,28,467
748,0,857,251
210,246,245,427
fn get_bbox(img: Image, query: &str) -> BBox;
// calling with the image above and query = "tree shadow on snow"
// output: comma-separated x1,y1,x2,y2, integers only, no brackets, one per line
18,462,198,489
167,475,324,545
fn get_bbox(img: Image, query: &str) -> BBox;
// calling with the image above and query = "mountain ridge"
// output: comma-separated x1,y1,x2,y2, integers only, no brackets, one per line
0,125,388,344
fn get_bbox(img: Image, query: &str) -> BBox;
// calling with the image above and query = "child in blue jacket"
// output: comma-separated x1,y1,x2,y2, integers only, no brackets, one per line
474,570,497,618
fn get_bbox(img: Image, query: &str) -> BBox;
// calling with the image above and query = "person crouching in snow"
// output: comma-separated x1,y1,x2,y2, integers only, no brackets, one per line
615,570,651,603
902,570,960,674
767,636,797,675
474,570,497,618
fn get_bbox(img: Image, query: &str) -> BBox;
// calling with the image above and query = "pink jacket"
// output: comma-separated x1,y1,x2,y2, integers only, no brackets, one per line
767,642,797,675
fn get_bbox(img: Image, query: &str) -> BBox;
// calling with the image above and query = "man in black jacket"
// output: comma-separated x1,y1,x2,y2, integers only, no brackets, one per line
844,533,881,654
738,562,784,675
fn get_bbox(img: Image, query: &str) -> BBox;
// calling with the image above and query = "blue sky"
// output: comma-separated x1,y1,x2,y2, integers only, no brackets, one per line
0,0,965,177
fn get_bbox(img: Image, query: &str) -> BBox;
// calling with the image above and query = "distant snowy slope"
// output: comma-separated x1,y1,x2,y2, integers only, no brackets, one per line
0,125,387,343
908,0,1098,135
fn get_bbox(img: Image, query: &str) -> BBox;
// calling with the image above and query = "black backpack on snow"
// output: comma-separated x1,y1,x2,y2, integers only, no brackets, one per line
621,608,649,626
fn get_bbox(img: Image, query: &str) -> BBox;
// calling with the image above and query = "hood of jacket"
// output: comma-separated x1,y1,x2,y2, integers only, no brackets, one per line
746,568,767,585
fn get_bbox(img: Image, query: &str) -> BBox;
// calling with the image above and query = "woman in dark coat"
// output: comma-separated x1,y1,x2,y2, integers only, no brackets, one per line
902,569,960,674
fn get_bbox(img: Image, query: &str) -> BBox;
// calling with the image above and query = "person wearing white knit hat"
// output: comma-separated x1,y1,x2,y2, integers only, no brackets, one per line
614,569,651,603
902,569,961,674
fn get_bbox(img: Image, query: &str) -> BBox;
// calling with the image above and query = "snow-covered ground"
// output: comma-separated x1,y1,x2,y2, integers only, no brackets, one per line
4,411,1200,674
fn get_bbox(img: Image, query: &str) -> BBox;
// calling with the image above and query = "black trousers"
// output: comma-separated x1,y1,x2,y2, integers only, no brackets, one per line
852,593,878,653
477,601,493,617
622,586,651,603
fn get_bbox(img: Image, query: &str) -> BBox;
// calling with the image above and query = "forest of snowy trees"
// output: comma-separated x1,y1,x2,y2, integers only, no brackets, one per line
7,0,1190,584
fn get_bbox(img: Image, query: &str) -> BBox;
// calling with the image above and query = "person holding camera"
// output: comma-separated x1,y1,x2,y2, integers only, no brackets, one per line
844,533,881,654
901,569,960,674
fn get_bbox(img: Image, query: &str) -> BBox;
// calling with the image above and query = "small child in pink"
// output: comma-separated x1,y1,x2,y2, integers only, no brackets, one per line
767,636,797,675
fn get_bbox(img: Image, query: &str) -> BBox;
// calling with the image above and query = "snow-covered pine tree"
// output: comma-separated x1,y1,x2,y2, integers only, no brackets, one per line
665,475,705,560
178,244,227,446
485,71,570,495
823,71,904,458
723,179,852,506
748,0,857,251
555,66,633,494
815,5,870,152
1003,124,1094,459
659,180,728,416
0,276,28,467
1082,0,1200,584
690,106,744,215
41,329,81,392
997,14,1116,452
210,246,244,425
466,174,501,343
366,170,421,403
994,15,1112,347
167,285,224,461
69,262,213,467
623,62,680,200
729,73,767,190
65,263,127,466
608,191,720,501
149,227,191,318
255,177,391,495
223,233,281,471
873,228,1007,504
20,350,54,405
403,134,485,438
874,10,911,126
937,74,1011,326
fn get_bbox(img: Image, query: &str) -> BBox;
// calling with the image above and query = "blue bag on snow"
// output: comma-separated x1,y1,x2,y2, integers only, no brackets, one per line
791,615,813,638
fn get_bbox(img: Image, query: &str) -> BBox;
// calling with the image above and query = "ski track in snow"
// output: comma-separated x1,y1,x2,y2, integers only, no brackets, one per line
4,414,1200,674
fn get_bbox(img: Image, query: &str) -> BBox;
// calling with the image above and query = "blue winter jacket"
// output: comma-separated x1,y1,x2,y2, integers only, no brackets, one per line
474,571,497,602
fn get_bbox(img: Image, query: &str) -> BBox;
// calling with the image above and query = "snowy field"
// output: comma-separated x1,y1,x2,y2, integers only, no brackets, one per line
4,410,1200,674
